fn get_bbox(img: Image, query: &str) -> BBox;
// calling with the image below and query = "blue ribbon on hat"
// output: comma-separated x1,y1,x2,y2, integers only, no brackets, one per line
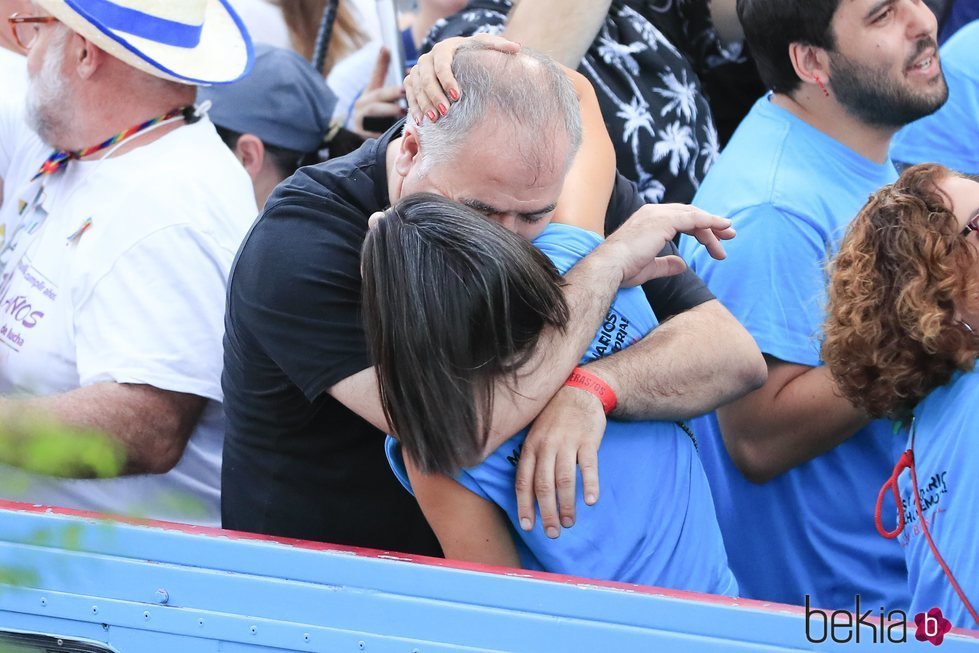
70,0,203,48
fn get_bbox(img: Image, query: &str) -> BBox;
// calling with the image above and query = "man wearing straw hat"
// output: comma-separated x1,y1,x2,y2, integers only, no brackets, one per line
0,0,257,525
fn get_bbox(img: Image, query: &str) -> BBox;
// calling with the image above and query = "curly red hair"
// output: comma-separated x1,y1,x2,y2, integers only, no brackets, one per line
823,163,979,419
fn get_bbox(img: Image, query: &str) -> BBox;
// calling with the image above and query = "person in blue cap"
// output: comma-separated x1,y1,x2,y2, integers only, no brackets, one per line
199,44,339,209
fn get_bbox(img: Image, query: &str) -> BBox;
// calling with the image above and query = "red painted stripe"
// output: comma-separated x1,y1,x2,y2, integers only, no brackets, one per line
1,499,976,637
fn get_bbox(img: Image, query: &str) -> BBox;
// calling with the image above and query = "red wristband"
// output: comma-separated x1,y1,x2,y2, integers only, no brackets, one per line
565,367,617,415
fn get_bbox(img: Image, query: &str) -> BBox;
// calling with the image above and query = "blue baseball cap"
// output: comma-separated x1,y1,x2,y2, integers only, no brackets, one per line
198,44,337,153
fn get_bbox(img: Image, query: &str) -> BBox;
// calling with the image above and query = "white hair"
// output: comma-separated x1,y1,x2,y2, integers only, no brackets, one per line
413,44,583,177
26,23,74,147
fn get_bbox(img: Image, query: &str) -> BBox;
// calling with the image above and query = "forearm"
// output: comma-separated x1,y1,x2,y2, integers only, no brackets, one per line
0,383,202,477
406,456,522,568
483,255,622,450
718,361,870,483
503,0,611,68
586,300,767,421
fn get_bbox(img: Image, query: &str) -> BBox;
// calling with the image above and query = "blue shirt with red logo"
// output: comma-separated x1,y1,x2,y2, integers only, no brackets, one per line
900,368,979,628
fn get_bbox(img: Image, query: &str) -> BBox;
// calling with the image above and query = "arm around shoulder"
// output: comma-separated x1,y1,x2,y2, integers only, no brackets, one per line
588,298,767,421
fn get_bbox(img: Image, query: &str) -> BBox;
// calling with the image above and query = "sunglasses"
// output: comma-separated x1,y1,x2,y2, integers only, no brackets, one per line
8,13,60,52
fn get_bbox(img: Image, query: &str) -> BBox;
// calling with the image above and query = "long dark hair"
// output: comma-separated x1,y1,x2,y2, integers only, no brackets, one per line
362,193,570,475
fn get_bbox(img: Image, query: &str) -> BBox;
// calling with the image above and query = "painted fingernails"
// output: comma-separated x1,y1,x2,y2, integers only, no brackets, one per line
449,88,460,101
438,103,447,116
427,109,437,122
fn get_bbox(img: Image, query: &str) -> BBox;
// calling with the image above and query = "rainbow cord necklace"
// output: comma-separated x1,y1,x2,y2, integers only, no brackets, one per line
31,105,192,181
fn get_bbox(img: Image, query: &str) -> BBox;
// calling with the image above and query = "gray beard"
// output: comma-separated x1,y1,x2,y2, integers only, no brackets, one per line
25,33,73,148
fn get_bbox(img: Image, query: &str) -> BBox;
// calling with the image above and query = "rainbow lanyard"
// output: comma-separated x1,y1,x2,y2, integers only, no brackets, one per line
31,106,190,181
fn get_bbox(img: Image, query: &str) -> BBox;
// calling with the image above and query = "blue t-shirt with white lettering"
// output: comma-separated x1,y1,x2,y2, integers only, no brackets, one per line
891,20,979,175
678,96,909,609
899,368,979,628
387,223,737,595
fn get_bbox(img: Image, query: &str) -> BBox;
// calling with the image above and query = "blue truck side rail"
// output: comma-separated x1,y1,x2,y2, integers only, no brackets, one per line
0,500,976,652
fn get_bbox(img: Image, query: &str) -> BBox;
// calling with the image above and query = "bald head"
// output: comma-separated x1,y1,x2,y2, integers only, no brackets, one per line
413,44,582,177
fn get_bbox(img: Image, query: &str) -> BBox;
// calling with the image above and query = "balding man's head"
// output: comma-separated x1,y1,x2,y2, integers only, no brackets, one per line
393,45,583,240
413,44,583,177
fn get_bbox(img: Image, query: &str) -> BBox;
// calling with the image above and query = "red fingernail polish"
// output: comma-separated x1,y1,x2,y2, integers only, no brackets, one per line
428,110,437,122
438,103,447,116
449,88,459,101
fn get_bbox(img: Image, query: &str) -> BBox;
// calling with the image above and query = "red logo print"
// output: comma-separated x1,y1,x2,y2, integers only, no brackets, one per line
914,607,952,646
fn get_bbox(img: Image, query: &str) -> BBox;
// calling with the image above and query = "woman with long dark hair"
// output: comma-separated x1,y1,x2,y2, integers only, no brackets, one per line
823,163,979,628
363,192,737,594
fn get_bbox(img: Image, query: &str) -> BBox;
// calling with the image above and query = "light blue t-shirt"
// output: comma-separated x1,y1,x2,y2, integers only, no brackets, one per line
678,96,909,610
891,20,979,174
899,368,979,628
387,223,738,596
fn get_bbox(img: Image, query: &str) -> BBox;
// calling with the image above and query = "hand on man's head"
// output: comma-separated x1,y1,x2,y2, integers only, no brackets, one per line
404,33,521,125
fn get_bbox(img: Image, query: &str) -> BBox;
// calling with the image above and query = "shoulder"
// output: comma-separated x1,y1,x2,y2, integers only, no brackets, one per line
941,20,979,67
916,369,979,428
533,223,601,274
94,122,257,249
695,99,789,209
250,144,385,257
228,143,387,309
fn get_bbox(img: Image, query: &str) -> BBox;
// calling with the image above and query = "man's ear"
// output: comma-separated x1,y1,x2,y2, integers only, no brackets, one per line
787,41,831,88
75,35,106,80
234,134,266,180
394,126,421,178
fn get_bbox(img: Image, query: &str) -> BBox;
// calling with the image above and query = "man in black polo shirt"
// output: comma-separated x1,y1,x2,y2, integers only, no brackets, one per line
222,41,765,554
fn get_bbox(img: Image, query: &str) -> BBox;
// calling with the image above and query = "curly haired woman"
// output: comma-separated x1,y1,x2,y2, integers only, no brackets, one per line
823,163,979,628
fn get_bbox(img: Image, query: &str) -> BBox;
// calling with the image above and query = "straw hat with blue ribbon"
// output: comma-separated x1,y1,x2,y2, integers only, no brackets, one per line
35,0,254,85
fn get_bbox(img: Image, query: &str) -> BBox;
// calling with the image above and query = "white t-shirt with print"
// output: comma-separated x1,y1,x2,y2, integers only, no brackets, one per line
0,104,257,525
